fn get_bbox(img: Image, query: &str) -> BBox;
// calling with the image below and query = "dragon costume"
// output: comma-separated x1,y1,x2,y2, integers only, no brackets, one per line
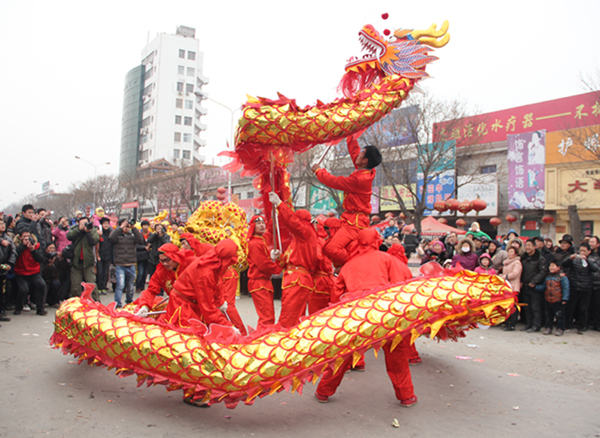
50,20,516,409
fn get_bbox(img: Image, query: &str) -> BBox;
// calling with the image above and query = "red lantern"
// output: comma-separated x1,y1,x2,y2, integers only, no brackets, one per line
438,217,448,225
506,213,518,223
434,201,449,213
445,199,460,211
490,217,502,227
458,200,473,214
471,199,487,212
217,187,227,194
456,218,467,227
542,215,555,224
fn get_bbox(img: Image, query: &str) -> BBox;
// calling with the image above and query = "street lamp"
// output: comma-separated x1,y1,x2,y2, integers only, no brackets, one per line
74,156,111,208
195,93,240,202
74,156,111,178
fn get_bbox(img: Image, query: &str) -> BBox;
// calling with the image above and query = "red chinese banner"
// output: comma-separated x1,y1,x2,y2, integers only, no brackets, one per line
434,91,600,147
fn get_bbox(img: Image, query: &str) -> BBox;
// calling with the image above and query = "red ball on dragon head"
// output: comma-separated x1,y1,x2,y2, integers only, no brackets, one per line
381,13,389,20
383,29,391,36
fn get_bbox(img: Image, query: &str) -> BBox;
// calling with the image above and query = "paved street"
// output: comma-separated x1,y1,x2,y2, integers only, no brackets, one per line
1,293,599,438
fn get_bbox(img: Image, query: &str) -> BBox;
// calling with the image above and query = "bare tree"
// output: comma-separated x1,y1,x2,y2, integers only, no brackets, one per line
359,90,488,233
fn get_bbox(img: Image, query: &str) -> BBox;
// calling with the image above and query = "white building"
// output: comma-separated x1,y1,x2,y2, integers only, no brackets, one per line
120,26,208,176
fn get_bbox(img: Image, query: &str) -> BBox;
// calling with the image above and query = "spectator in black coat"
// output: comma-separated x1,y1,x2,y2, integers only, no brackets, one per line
0,219,16,322
532,236,553,263
588,236,600,331
96,217,113,295
563,242,598,333
519,240,548,332
135,220,151,292
402,229,419,258
147,223,171,279
553,235,575,275
42,243,61,307
15,204,45,251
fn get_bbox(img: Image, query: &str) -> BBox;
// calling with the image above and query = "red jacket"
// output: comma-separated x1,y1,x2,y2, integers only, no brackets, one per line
167,257,232,328
247,235,282,280
138,249,196,309
276,203,319,273
332,250,412,303
315,136,375,228
15,242,43,276
314,237,334,295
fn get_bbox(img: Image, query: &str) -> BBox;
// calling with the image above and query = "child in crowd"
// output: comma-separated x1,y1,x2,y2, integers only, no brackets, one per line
536,261,570,336
475,253,496,275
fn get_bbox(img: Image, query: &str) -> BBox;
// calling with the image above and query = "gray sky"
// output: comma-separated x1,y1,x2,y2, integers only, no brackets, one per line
1,0,598,209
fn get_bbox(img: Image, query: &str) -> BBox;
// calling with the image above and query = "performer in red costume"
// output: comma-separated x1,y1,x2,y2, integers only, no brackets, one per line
310,234,334,315
165,239,239,329
316,228,418,407
386,243,422,365
247,215,281,328
180,233,213,256
269,192,319,328
135,243,196,319
216,265,248,336
311,135,382,265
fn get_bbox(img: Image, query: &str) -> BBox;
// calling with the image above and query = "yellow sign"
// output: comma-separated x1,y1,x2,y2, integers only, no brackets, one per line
546,125,600,164
380,185,415,211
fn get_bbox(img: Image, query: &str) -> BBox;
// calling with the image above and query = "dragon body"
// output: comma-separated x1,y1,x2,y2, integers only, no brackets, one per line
52,266,515,408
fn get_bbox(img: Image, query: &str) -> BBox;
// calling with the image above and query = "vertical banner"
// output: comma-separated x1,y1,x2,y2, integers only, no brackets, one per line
507,130,546,210
370,186,380,214
417,141,456,216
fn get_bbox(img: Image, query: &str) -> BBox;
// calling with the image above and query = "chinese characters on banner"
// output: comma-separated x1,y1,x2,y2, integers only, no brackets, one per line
370,186,380,214
507,130,546,210
379,185,415,211
417,141,456,216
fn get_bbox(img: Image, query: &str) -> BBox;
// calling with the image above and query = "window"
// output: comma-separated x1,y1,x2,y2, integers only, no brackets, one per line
143,101,152,112
185,83,194,93
481,165,497,174
179,49,185,58
184,116,192,126
140,149,149,161
182,150,191,159
144,68,153,80
173,148,180,159
143,84,152,97
178,65,185,75
247,191,254,199
175,115,182,124
176,99,183,108
177,82,184,92
186,67,195,76
141,116,151,128
174,133,181,142
185,99,193,109
188,51,196,60
183,133,191,142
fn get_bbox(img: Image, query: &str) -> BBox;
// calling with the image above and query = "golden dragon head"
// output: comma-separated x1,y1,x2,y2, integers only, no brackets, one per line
340,21,450,97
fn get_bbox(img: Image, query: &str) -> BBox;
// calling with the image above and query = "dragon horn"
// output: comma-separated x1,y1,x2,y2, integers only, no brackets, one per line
409,21,450,48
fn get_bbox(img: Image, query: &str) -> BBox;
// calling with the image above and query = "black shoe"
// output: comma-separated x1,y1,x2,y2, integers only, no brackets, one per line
0,312,10,322
13,309,21,315
526,327,540,333
520,326,531,332
36,310,48,316
577,329,584,335
502,326,515,331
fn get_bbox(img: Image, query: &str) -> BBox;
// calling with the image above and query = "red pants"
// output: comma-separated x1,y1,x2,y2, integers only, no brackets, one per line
308,292,330,315
249,279,275,328
408,342,420,360
317,337,414,400
323,221,359,266
279,284,310,328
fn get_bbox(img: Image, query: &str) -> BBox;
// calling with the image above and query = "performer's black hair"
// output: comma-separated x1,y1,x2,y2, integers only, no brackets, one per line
364,145,382,169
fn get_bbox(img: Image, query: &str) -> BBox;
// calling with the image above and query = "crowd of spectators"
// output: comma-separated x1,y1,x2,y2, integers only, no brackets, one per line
0,204,183,324
373,215,600,336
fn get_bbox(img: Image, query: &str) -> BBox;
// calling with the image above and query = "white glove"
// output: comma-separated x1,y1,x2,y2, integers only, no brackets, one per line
233,327,241,336
270,249,281,260
219,301,228,312
268,192,282,207
135,306,149,318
